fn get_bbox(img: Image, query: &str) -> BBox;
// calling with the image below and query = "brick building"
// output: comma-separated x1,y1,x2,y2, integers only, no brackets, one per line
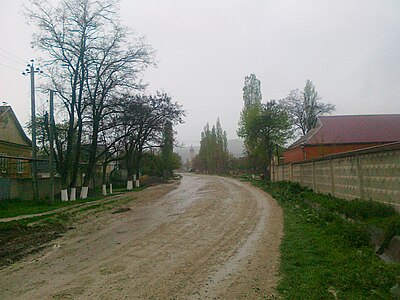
284,114,400,163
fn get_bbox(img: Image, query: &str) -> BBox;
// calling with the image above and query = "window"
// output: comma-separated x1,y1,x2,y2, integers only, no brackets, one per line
0,153,6,173
17,156,23,173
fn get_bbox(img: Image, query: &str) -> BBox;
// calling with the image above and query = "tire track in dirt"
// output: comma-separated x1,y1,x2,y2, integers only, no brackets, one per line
0,174,282,299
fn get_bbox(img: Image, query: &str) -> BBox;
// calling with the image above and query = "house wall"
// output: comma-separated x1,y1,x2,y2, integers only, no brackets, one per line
273,142,400,207
0,110,29,146
284,143,384,163
0,109,32,179
283,147,304,163
0,142,31,178
0,177,61,201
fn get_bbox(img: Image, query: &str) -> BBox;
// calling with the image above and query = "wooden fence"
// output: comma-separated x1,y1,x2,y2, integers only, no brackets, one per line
272,142,400,207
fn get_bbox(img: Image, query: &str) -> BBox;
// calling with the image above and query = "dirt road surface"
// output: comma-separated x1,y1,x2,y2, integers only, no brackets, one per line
0,174,283,299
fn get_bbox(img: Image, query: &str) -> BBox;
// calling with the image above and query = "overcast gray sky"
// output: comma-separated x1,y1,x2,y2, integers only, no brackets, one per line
1,0,399,146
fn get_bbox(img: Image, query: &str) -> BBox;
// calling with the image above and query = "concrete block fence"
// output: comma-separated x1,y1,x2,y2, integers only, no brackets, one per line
272,142,400,207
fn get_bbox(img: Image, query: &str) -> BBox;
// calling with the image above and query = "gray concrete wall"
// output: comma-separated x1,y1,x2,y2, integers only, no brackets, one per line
273,142,400,207
9,177,62,200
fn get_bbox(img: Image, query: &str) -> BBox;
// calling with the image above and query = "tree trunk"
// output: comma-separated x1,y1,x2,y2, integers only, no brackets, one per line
102,184,107,195
101,162,108,186
81,120,100,199
61,189,69,202
80,186,89,199
70,187,76,201
126,151,134,190
71,117,83,192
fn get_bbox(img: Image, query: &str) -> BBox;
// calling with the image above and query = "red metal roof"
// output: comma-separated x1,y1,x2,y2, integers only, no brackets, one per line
290,114,400,147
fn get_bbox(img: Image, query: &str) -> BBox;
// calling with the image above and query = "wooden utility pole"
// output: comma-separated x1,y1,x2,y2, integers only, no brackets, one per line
49,90,55,204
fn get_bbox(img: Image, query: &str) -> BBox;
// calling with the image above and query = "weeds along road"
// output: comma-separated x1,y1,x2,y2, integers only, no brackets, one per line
0,174,283,299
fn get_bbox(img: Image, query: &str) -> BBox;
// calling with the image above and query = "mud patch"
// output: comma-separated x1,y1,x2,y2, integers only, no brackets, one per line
0,220,66,269
112,207,131,214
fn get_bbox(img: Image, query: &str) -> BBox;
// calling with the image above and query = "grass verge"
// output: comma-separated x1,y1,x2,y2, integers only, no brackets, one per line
248,179,400,299
0,187,143,219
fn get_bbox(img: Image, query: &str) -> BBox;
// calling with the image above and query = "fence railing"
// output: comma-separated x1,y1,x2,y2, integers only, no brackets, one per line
272,142,400,207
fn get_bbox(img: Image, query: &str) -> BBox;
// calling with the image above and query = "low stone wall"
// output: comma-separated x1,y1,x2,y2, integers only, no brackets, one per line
273,142,400,207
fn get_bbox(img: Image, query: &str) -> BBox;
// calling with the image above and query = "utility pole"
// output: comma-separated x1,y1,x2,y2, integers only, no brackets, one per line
22,59,43,202
49,90,55,204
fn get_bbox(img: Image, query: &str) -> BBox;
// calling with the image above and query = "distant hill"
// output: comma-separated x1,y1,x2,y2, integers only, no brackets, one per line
175,139,245,163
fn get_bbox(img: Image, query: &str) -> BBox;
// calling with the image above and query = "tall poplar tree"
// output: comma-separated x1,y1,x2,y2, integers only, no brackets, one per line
238,74,292,179
238,73,263,164
195,118,229,173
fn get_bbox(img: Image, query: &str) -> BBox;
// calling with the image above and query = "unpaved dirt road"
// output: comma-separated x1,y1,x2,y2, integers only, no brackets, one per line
0,174,283,299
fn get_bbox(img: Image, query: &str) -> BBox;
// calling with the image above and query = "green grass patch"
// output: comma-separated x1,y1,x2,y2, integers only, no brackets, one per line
0,196,103,219
0,186,145,219
251,180,400,299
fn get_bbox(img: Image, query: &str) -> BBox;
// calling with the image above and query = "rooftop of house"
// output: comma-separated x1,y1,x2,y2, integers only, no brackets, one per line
0,105,32,146
288,114,400,149
0,106,9,114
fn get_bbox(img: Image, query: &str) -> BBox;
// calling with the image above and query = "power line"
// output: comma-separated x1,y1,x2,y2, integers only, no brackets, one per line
0,63,21,72
0,48,26,64
0,53,24,66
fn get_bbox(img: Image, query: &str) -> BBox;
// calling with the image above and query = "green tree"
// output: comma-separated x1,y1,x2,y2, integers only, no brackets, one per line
141,152,181,178
243,73,262,106
196,118,230,173
238,73,263,169
240,101,292,180
238,74,292,179
161,121,178,178
282,80,335,135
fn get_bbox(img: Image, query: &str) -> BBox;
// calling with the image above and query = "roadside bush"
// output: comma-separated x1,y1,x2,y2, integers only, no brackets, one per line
379,216,400,253
341,199,397,220
139,175,150,186
308,195,397,221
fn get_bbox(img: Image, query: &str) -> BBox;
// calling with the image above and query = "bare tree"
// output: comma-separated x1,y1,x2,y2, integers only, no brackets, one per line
119,93,184,189
282,80,335,135
79,25,153,198
27,0,153,200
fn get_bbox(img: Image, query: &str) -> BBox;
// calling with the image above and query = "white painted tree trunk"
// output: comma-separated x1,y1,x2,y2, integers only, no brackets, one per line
102,184,107,195
135,179,140,188
109,184,113,194
133,174,137,181
80,186,89,199
70,187,76,201
61,189,68,201
127,180,133,190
